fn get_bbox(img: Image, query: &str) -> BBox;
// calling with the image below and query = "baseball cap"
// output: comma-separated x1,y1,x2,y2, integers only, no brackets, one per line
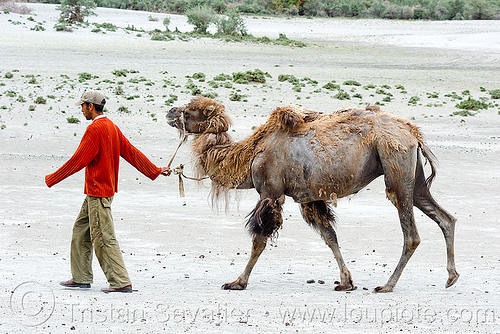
75,90,106,106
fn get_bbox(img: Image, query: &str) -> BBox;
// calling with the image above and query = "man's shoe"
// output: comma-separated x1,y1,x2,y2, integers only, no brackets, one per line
60,279,91,289
101,285,133,293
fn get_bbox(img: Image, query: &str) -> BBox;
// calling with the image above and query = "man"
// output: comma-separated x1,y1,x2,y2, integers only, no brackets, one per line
45,90,170,293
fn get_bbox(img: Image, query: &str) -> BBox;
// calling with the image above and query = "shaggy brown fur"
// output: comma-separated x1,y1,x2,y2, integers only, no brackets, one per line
166,96,458,293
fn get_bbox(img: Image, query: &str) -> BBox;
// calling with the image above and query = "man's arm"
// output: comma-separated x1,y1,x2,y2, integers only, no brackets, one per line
119,132,165,180
45,132,98,188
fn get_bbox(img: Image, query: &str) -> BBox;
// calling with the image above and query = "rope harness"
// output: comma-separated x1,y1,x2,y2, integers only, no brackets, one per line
166,111,209,197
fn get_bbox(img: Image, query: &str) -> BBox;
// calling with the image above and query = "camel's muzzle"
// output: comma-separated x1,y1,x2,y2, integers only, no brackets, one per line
166,108,181,128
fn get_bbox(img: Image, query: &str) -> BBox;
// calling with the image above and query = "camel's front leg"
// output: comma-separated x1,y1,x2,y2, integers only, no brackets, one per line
222,234,267,290
222,195,284,290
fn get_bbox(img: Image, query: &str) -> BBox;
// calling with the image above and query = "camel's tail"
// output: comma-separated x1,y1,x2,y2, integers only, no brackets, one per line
419,142,438,188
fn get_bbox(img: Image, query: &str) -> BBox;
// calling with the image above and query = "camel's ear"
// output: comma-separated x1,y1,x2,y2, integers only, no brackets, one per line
203,105,217,117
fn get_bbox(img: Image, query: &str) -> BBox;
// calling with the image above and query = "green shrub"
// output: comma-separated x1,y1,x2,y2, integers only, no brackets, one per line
334,90,350,100
323,81,340,91
489,89,500,99
192,72,206,81
467,0,494,19
117,106,131,113
213,73,232,81
165,94,178,106
54,23,73,31
215,9,247,36
408,96,420,106
451,110,476,117
31,24,46,31
35,96,47,104
186,5,216,34
275,33,306,47
369,1,386,18
4,72,13,79
343,80,361,86
278,74,300,85
112,69,129,77
455,97,489,111
66,116,81,123
202,91,218,99
151,32,173,41
93,22,117,31
445,92,462,100
232,69,270,84
114,86,124,95
229,92,245,101
163,16,171,31
78,72,98,82
58,0,97,23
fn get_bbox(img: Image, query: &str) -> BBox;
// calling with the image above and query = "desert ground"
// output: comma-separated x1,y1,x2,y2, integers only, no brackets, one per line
0,3,499,333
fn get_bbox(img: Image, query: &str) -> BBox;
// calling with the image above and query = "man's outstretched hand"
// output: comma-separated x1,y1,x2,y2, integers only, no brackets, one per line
160,167,171,176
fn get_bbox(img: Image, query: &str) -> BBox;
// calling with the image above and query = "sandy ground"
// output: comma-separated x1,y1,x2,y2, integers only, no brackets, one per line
1,4,499,333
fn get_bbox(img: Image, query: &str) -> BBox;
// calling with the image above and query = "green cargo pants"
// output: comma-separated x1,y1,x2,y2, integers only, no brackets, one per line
70,196,131,289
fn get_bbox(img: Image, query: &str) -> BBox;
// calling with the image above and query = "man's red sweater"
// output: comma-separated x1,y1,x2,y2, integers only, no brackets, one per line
45,116,161,197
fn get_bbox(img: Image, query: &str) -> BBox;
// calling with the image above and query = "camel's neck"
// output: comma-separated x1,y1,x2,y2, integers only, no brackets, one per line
192,131,236,185
191,128,261,190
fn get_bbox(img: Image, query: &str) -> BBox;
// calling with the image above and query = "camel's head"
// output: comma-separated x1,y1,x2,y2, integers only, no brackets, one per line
167,96,232,135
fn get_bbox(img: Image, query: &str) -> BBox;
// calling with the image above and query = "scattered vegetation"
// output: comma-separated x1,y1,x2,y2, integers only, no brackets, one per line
66,116,81,123
2,67,498,127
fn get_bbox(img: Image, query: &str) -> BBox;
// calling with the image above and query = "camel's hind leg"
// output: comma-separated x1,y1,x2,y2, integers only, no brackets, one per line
375,145,421,293
222,196,284,290
300,201,356,291
413,154,459,288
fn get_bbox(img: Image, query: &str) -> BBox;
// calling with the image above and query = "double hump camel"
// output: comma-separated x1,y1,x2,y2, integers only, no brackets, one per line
166,96,459,292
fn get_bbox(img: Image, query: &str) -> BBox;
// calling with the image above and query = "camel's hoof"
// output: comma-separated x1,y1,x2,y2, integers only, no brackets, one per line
374,285,393,293
221,282,247,290
334,281,357,291
446,272,459,288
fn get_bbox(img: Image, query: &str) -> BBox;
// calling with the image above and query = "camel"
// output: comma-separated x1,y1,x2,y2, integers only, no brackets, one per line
166,96,459,293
